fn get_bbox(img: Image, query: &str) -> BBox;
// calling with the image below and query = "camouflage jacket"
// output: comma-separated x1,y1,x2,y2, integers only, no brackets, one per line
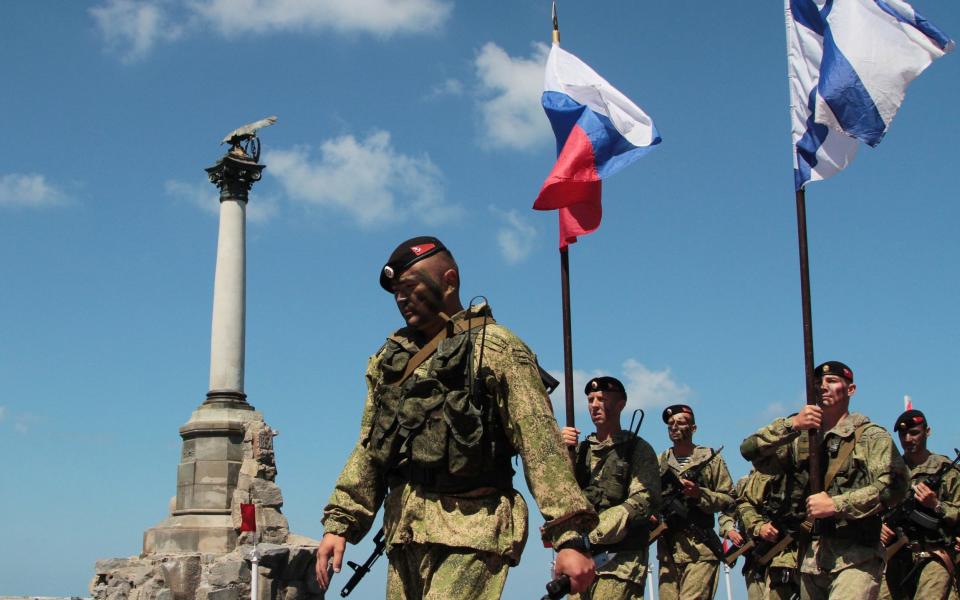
900,452,960,547
656,445,734,564
576,430,661,583
738,467,800,569
740,412,909,574
321,305,597,563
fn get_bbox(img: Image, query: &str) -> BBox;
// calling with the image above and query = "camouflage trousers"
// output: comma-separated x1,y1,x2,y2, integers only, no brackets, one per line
657,560,719,600
800,559,882,600
386,543,508,600
746,575,766,600
570,573,646,600
879,550,958,600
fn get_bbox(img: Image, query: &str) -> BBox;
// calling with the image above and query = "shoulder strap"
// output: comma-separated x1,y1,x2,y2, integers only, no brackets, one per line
397,315,495,385
823,423,869,489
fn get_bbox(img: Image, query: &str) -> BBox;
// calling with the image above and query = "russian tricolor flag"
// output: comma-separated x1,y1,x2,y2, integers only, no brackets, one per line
534,44,661,247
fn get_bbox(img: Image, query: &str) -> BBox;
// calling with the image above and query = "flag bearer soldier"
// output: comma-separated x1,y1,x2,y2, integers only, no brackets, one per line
879,409,960,600
315,237,598,600
560,376,662,599
739,360,910,600
656,404,735,600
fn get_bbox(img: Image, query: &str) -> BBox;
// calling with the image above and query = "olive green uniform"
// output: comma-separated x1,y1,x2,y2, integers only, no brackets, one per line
879,452,960,600
321,305,598,599
569,431,662,600
656,446,734,600
722,473,767,600
740,413,909,600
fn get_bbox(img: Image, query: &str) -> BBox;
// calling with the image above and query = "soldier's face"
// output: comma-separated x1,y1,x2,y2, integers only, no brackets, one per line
667,414,695,442
586,391,625,428
818,375,854,409
898,425,929,455
392,264,445,334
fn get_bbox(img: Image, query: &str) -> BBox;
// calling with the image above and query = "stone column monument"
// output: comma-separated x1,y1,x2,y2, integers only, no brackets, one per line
93,118,324,600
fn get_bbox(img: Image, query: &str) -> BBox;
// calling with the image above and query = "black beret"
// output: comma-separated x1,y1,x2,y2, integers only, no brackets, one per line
662,404,694,423
815,360,853,382
379,236,448,292
894,409,927,433
584,376,626,398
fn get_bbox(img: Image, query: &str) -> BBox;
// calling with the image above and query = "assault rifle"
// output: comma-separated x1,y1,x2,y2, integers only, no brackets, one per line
882,448,960,561
340,527,386,597
648,447,726,561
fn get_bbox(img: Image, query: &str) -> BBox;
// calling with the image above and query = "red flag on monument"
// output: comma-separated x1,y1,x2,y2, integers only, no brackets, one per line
240,503,257,532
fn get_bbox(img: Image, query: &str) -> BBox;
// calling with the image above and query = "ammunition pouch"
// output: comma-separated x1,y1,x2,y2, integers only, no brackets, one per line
815,515,882,545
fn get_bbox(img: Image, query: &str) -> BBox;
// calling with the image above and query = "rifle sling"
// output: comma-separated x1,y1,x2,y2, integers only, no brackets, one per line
397,314,494,385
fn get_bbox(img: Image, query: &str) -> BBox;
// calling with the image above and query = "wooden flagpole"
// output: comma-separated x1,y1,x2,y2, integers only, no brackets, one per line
795,188,822,493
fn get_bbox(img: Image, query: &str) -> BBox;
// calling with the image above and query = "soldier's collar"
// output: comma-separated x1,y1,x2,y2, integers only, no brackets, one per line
824,412,870,438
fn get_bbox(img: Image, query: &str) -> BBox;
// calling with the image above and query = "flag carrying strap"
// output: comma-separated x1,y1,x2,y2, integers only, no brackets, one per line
397,314,495,386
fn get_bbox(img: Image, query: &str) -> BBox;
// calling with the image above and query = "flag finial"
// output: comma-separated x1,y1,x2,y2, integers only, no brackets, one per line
552,1,559,45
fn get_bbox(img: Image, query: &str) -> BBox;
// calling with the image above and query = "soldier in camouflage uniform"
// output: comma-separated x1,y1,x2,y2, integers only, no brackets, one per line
720,473,765,600
656,404,734,600
739,361,909,600
879,409,960,600
738,443,805,600
560,376,662,600
315,237,599,599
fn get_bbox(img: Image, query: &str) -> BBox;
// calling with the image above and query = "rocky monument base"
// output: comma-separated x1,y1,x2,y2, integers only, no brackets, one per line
91,418,322,600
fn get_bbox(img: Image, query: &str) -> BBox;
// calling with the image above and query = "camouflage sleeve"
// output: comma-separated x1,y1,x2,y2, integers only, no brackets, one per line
697,455,734,514
938,462,960,527
483,326,597,546
321,354,389,544
718,510,736,537
740,417,801,463
832,427,909,519
588,438,661,546
738,497,765,537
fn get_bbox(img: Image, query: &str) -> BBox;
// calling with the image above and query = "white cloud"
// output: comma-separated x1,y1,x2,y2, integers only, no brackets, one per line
763,401,786,418
490,207,537,264
622,359,692,410
0,173,68,208
165,179,278,223
90,0,183,63
267,131,458,227
550,359,692,415
474,42,552,150
91,0,450,61
194,0,451,36
427,78,464,99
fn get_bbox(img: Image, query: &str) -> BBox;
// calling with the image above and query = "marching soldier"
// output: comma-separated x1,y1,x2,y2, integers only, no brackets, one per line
721,472,767,600
656,404,734,600
561,376,661,599
315,237,598,599
739,360,909,599
879,409,960,600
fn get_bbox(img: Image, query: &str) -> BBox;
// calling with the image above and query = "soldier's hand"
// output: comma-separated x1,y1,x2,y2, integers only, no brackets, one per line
560,427,580,448
914,482,939,509
806,492,837,519
759,522,779,542
680,478,701,499
316,533,346,590
880,523,896,545
725,529,745,546
792,405,822,431
554,548,596,594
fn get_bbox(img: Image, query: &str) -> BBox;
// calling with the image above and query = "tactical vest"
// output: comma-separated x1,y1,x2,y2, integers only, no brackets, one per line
363,326,515,493
575,434,649,551
802,424,883,544
760,445,809,532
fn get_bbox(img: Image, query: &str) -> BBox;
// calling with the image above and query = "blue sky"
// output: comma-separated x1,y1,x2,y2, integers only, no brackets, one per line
1,1,958,597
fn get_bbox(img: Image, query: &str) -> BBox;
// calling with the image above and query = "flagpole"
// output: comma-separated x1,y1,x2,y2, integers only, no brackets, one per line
560,246,575,428
795,188,823,493
550,0,576,431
